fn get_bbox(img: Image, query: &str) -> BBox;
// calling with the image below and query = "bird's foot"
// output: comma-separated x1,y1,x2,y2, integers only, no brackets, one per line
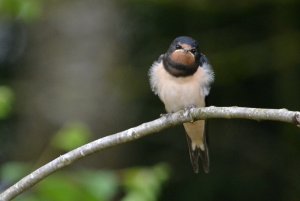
184,105,197,123
294,113,300,128
160,112,173,118
184,105,197,110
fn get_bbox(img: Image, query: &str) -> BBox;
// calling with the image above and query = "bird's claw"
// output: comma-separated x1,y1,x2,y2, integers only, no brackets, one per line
294,113,300,128
184,105,197,110
160,112,173,118
184,105,197,123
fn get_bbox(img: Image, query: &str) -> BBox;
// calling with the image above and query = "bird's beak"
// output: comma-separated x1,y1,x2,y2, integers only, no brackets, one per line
175,48,193,55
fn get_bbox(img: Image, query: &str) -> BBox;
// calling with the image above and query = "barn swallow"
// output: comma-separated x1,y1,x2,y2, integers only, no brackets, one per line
149,36,214,173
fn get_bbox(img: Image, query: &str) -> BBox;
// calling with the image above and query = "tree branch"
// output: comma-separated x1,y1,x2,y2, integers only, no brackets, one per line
1,106,299,200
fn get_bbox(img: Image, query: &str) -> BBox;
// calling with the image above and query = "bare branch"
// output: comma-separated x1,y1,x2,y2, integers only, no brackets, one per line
1,106,299,200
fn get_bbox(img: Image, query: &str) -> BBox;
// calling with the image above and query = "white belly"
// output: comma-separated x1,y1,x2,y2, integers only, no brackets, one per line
149,61,207,112
159,77,205,112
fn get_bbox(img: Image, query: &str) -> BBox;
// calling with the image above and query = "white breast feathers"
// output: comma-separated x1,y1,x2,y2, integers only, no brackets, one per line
149,58,214,112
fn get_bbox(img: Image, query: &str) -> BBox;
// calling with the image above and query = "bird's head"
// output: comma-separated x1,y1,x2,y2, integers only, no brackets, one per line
163,36,201,77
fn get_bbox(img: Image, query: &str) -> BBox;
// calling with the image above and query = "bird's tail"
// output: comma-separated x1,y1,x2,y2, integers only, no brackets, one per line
184,121,210,174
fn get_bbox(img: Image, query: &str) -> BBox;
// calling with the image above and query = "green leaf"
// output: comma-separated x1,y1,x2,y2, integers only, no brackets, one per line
77,170,119,201
51,122,91,151
0,86,14,119
0,0,41,21
35,170,118,201
122,163,171,201
37,174,83,201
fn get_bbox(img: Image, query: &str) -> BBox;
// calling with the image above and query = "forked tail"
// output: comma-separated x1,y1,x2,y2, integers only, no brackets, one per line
185,130,210,173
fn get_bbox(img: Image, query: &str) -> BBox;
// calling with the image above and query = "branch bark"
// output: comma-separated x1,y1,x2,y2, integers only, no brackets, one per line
1,106,299,201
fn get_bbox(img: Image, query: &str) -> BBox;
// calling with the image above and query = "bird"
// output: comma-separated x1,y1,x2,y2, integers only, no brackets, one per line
149,36,214,173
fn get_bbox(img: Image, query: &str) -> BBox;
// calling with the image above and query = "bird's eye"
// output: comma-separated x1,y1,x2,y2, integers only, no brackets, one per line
191,48,197,54
175,44,182,49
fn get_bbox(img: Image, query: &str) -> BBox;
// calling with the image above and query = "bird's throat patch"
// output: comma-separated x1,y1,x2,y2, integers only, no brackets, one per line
170,51,195,66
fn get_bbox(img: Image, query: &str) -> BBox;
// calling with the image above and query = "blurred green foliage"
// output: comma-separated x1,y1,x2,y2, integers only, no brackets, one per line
0,0,41,21
0,86,14,119
1,121,170,200
0,163,170,201
51,122,92,151
77,170,118,201
122,164,170,201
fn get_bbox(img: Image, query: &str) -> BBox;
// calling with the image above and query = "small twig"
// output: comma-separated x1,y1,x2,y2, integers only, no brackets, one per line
0,106,299,201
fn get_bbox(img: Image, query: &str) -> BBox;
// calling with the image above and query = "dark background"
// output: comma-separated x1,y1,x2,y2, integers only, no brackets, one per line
1,0,300,200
